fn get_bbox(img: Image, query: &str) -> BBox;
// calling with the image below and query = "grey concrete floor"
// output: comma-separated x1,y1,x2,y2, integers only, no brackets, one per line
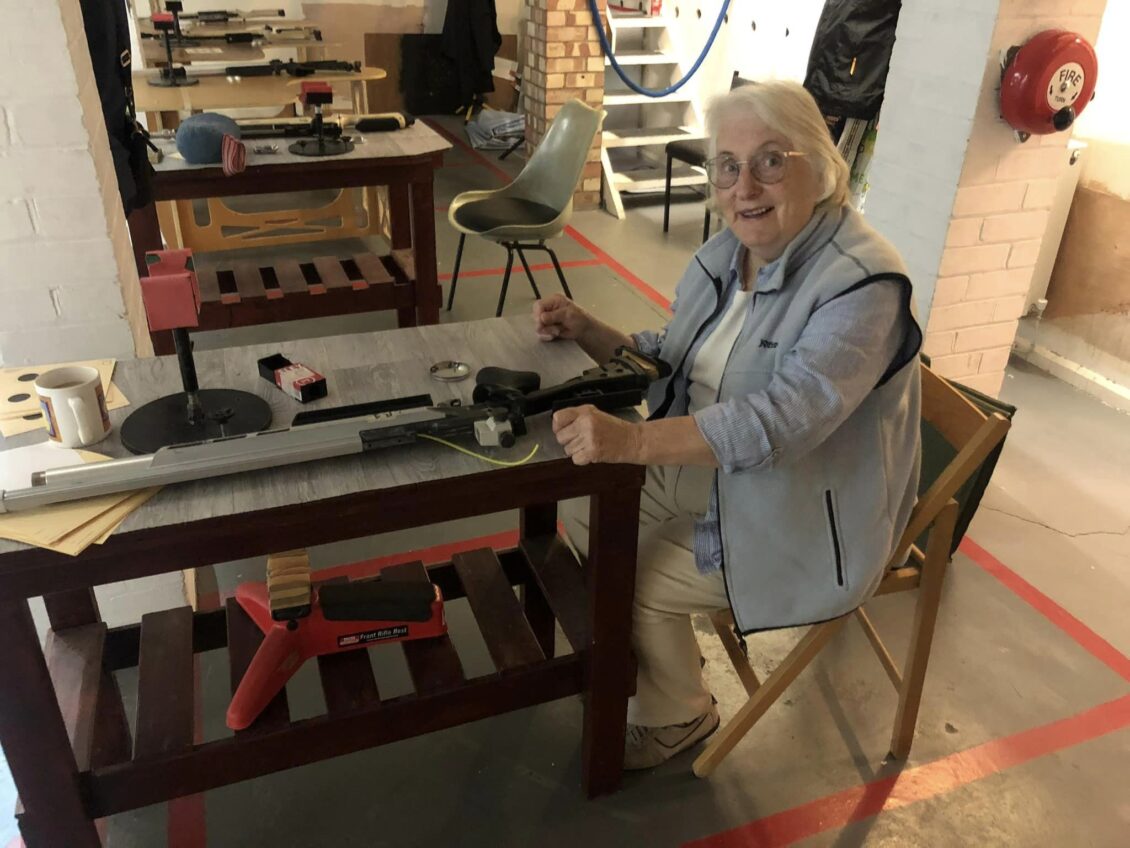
4,115,1130,847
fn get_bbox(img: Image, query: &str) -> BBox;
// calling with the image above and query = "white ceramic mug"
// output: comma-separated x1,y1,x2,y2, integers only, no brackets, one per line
34,366,112,448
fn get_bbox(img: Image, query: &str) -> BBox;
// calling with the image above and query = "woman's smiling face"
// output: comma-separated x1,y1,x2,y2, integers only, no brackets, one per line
713,112,823,263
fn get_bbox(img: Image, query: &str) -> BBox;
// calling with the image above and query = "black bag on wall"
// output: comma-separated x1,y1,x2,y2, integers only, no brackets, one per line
79,0,153,214
804,0,903,120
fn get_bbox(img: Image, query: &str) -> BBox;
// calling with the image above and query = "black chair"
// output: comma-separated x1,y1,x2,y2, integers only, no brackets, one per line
663,138,712,243
662,74,753,244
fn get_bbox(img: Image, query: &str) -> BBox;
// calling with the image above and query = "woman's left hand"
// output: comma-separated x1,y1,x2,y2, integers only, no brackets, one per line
552,405,642,465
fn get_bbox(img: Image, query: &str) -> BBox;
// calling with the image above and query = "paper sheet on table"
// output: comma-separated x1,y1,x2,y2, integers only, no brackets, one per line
51,487,161,555
0,445,159,554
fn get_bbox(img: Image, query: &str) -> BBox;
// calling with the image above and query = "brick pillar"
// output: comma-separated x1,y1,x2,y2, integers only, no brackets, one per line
866,0,1108,396
525,0,606,210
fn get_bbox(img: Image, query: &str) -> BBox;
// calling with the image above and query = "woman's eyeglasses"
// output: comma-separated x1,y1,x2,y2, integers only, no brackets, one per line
704,150,806,189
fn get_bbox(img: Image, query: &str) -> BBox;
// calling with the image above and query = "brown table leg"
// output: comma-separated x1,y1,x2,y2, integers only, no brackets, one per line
520,503,558,657
127,202,162,281
389,183,416,328
0,599,101,846
581,482,642,797
411,174,441,326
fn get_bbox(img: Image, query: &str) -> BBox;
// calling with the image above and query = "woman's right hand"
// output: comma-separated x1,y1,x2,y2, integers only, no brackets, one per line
533,294,591,342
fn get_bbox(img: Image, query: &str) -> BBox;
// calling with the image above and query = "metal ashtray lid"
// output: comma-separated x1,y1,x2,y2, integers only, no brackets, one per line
429,360,471,382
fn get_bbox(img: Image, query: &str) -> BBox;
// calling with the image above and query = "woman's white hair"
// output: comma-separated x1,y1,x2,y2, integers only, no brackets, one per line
705,79,850,209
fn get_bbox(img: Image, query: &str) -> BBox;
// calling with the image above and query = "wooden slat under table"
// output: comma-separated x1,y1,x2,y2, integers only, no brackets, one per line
453,548,546,672
520,535,591,653
313,576,381,715
132,120,448,353
381,561,466,695
151,250,417,355
133,607,194,760
44,624,107,771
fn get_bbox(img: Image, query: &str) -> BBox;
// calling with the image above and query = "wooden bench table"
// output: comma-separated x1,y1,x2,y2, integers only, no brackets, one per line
127,122,450,355
0,317,644,846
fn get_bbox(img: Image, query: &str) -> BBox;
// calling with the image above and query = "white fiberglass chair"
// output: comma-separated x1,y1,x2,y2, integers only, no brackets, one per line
446,99,604,316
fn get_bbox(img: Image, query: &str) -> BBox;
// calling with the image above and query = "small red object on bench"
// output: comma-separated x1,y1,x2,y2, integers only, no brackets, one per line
141,248,201,332
299,81,334,107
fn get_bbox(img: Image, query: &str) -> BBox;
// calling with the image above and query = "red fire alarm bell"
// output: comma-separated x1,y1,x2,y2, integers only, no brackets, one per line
1000,29,1098,141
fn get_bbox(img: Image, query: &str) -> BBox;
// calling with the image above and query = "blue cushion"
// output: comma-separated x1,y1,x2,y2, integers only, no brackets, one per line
176,113,241,164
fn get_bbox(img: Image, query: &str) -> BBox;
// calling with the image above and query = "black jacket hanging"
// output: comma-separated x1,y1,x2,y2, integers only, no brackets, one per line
79,0,153,213
804,0,903,120
441,0,503,109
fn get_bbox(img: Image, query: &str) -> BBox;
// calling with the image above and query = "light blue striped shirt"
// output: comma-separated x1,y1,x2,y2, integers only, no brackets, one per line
634,240,905,574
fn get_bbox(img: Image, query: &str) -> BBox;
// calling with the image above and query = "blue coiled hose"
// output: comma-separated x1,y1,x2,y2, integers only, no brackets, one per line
587,0,732,97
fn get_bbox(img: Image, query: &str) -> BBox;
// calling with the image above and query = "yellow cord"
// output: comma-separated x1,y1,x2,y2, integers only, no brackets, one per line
418,434,540,467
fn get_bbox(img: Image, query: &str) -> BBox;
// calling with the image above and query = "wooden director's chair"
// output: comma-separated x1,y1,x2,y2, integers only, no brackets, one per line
693,363,1013,777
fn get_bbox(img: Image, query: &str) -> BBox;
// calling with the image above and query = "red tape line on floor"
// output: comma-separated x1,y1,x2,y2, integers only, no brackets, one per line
960,537,1130,684
167,583,219,848
439,258,602,282
684,693,1130,848
685,537,1130,846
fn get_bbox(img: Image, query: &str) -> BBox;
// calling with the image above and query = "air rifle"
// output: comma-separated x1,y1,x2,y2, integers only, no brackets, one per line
222,59,361,78
178,8,286,23
0,348,668,514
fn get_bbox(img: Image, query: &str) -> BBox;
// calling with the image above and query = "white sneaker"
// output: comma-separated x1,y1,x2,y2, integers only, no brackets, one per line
624,705,720,770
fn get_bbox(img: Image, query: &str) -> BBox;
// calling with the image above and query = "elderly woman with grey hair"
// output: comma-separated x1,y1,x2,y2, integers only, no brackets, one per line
533,80,923,770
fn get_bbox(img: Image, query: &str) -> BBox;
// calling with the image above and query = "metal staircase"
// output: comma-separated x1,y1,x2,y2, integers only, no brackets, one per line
600,7,707,218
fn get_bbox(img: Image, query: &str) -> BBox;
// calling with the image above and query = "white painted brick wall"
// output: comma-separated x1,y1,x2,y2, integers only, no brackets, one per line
953,183,1027,217
965,268,1034,300
922,331,956,359
0,200,34,241
0,239,119,288
1023,178,1059,209
1007,240,1042,268
0,1,174,621
0,0,135,367
930,351,984,380
7,97,90,148
32,195,113,241
933,276,969,306
939,244,1011,277
954,321,1020,353
980,210,1050,243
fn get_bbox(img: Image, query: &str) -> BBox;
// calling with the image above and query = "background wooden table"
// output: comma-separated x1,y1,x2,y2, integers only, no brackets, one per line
128,120,450,353
0,317,645,846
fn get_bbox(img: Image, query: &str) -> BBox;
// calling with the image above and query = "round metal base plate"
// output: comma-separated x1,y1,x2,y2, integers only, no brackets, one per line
120,389,272,455
147,76,200,87
288,137,354,157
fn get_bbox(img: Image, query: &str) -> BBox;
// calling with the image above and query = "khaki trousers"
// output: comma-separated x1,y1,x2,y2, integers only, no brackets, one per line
561,464,729,727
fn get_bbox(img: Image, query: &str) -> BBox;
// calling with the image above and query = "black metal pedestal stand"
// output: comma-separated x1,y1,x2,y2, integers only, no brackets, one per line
120,328,271,454
289,88,353,156
148,13,199,88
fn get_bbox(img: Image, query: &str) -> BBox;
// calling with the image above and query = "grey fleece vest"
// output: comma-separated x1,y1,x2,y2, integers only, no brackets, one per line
646,205,923,633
